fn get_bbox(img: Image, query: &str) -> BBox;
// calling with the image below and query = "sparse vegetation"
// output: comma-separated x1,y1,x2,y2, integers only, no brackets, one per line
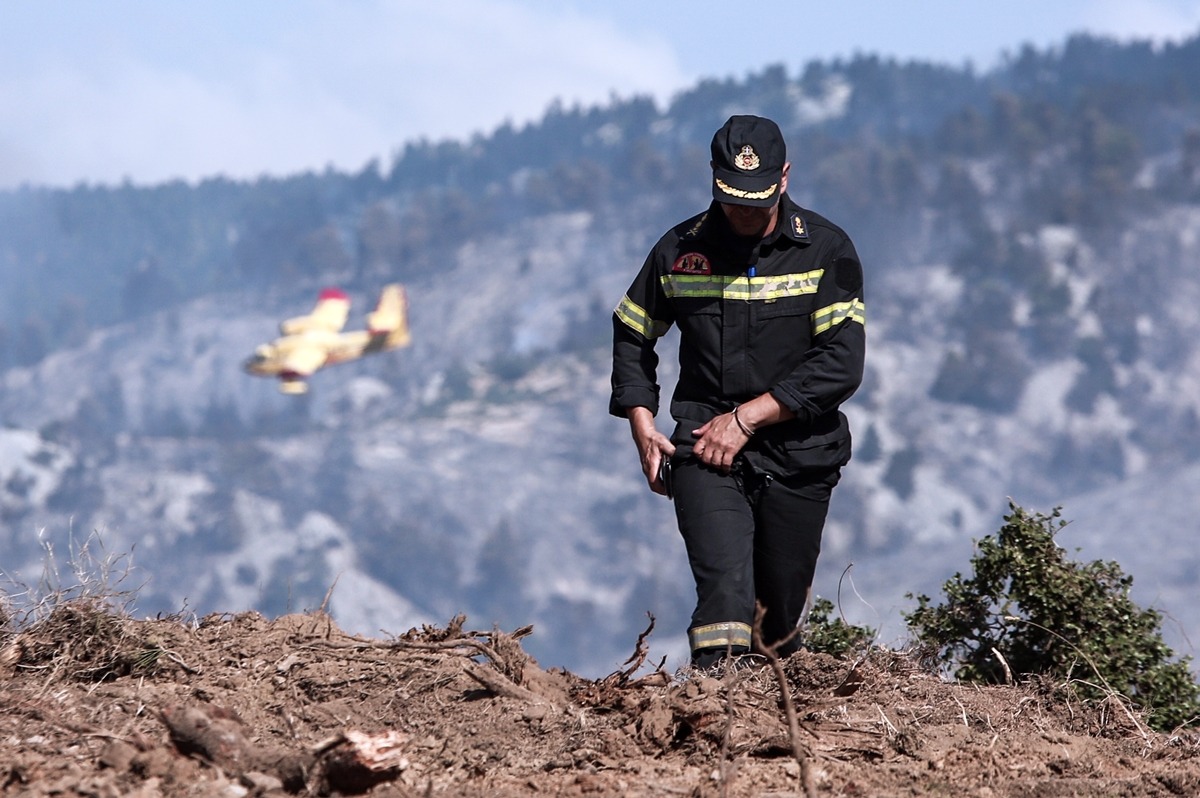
0,531,164,682
15,598,165,681
0,529,141,628
904,502,1200,731
804,596,876,659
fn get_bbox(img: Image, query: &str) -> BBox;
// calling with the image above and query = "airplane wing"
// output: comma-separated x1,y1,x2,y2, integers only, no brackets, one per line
279,341,330,377
279,288,351,335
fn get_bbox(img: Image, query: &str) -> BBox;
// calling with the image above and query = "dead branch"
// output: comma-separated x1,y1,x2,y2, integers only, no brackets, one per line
621,613,656,670
992,646,1013,685
162,701,313,793
319,573,341,614
752,603,817,798
462,660,548,705
317,729,411,794
717,650,742,798
597,613,667,689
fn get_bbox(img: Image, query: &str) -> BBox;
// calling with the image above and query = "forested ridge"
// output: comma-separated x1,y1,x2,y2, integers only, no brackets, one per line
2,33,1197,365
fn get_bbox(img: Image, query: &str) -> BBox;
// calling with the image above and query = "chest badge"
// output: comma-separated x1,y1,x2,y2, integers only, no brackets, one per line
672,253,712,275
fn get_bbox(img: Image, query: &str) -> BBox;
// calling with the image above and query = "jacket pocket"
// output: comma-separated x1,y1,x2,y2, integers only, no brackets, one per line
754,294,810,320
752,411,852,473
782,424,852,470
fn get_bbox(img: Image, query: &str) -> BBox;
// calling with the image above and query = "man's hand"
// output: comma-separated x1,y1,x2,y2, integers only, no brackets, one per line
692,395,794,472
628,407,676,496
692,411,749,472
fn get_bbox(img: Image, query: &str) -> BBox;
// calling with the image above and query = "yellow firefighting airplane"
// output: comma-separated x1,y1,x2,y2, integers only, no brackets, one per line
243,284,411,394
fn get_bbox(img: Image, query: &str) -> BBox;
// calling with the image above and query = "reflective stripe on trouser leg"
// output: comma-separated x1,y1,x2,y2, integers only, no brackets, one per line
688,621,753,652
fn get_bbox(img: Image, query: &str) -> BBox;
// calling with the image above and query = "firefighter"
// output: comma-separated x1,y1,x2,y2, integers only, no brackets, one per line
610,114,866,669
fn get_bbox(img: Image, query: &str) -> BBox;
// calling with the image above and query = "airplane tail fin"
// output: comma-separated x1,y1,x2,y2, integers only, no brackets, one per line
366,284,411,348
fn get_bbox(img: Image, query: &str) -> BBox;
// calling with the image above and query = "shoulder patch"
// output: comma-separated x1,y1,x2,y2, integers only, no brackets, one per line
672,252,712,275
833,256,863,292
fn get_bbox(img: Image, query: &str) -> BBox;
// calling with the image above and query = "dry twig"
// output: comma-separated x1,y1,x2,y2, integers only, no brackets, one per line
598,613,668,688
462,661,548,705
1007,616,1151,742
752,603,817,798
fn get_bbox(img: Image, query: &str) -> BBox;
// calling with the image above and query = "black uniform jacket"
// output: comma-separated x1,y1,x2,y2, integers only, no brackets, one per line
610,194,866,477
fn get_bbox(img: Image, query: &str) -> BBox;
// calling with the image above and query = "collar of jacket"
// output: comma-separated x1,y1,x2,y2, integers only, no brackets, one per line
688,193,811,247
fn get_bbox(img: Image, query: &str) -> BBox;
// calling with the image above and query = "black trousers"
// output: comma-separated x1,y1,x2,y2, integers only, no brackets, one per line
672,456,840,665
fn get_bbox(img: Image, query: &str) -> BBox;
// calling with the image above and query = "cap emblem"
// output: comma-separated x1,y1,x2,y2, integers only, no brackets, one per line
734,145,760,171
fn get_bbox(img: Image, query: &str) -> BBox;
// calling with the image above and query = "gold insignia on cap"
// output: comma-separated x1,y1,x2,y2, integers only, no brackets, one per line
715,177,777,200
734,145,760,171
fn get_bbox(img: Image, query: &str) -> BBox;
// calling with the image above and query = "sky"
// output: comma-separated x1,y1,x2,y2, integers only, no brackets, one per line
2,0,1199,190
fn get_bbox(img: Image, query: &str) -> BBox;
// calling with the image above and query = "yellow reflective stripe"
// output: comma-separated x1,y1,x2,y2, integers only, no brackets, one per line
660,273,736,298
660,270,823,301
753,269,823,300
614,295,671,339
811,298,866,335
689,621,753,651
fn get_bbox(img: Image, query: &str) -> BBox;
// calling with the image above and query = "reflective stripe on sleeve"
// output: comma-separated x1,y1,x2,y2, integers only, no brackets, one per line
688,621,753,652
614,295,671,339
811,298,865,336
660,270,823,301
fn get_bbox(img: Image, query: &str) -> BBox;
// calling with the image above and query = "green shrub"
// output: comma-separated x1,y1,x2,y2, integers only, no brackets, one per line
904,502,1200,731
805,597,875,659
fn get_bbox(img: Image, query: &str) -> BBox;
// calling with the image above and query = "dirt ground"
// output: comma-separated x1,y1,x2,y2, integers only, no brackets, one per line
3,602,1200,797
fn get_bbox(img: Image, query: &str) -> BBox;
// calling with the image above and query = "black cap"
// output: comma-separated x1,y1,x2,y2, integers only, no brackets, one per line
710,115,786,207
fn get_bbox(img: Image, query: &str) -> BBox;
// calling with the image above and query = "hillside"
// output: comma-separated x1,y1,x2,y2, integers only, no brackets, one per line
1,30,1200,678
4,602,1200,797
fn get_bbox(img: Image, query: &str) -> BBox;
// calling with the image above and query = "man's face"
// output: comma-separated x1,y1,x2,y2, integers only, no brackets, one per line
715,162,789,239
719,202,779,238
